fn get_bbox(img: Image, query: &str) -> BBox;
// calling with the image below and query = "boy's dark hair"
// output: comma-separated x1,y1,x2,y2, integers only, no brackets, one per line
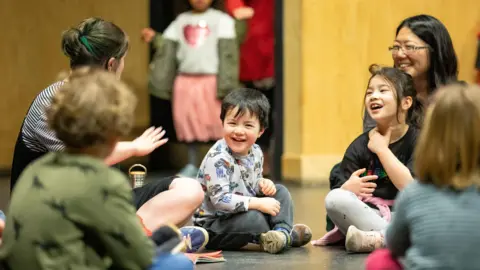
220,88,270,129
395,14,458,93
61,17,129,69
366,64,424,128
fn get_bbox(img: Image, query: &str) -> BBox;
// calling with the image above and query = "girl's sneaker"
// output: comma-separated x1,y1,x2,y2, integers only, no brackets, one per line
345,225,384,253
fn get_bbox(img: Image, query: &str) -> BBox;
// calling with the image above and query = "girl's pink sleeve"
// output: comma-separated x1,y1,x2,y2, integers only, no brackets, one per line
225,0,247,16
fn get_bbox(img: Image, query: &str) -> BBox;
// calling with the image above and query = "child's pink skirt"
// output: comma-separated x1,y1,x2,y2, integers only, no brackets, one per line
172,74,223,142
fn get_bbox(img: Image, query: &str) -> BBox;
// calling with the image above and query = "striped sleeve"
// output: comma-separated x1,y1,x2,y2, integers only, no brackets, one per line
22,81,66,152
35,110,65,152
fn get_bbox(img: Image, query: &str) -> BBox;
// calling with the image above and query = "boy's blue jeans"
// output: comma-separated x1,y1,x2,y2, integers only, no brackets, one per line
197,184,294,250
149,253,193,270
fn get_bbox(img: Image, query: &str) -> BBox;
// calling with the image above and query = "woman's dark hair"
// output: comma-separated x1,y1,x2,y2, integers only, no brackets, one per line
367,64,424,128
174,0,224,16
221,88,270,129
61,17,129,68
395,14,458,94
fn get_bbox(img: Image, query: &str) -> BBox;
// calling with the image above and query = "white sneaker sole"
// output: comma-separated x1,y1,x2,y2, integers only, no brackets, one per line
260,231,286,254
345,225,376,253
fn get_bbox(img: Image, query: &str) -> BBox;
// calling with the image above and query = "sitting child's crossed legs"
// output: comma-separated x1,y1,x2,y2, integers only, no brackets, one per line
203,185,293,250
325,188,387,234
200,185,310,253
325,188,387,252
203,209,271,250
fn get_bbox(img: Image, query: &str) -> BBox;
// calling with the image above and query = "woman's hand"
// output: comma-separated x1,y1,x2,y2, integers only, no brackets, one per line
132,127,168,156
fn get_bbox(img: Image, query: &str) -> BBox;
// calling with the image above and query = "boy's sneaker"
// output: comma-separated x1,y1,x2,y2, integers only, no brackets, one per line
260,230,288,254
180,226,209,253
290,224,312,247
345,225,384,253
151,224,185,254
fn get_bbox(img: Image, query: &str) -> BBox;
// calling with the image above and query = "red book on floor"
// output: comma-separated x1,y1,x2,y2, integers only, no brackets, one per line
184,251,226,264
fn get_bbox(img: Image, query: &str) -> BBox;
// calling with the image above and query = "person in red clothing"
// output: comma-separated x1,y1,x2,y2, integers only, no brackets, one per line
225,0,275,175
225,0,275,82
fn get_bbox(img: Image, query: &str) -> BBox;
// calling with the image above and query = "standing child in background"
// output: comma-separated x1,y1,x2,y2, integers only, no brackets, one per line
143,0,240,178
366,83,480,270
312,65,423,253
0,69,193,269
193,88,312,254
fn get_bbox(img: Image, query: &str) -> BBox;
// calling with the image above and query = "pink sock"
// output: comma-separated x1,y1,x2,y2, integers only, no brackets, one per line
311,227,344,246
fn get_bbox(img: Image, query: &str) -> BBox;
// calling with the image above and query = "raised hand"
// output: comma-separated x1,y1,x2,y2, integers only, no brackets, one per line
141,28,156,43
232,7,255,20
132,126,168,157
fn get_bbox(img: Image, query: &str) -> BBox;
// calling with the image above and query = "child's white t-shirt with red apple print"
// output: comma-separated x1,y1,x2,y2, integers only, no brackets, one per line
163,8,236,75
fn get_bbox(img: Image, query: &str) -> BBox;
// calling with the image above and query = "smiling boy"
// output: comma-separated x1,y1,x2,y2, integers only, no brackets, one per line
193,88,312,254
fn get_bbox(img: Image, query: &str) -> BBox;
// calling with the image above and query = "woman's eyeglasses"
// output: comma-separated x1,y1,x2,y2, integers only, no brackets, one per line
388,45,429,55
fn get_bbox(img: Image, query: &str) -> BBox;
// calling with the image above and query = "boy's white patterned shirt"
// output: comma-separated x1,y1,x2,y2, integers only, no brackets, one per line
193,139,264,224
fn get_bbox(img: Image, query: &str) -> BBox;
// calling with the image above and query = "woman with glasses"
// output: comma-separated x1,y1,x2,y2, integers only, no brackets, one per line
363,14,458,131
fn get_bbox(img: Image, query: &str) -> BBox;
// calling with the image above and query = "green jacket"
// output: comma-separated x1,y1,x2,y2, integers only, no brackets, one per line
0,152,155,270
149,20,247,100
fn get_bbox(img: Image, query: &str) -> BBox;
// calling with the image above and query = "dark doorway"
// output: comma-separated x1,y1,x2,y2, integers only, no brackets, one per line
147,0,177,172
273,0,284,181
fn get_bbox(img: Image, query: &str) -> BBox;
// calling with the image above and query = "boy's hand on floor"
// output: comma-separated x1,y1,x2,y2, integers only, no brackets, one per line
259,178,276,196
250,197,281,216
